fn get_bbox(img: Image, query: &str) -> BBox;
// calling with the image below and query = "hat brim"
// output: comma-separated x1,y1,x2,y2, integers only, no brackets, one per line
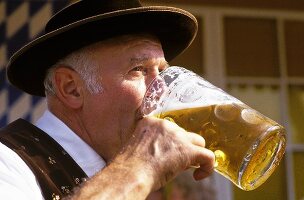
7,6,198,96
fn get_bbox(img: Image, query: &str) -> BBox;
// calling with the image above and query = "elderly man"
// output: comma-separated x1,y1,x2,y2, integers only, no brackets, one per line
0,0,215,199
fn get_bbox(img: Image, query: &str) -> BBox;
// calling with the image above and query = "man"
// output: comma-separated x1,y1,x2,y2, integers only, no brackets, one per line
0,0,215,199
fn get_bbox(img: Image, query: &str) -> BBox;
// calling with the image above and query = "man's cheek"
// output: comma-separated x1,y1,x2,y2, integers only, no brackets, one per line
125,81,146,107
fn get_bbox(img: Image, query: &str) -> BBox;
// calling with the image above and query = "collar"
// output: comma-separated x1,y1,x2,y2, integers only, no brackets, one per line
35,110,106,177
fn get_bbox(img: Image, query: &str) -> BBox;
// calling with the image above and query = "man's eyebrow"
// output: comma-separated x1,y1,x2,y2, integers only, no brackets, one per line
130,57,149,64
160,59,169,67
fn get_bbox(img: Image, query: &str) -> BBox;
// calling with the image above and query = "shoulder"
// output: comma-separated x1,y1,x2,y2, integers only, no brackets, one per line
0,141,43,200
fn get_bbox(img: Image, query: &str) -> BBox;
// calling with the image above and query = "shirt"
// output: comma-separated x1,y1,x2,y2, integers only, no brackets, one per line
0,110,106,199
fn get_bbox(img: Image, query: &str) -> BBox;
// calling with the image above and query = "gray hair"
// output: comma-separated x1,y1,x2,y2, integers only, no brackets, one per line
44,34,159,96
44,46,103,96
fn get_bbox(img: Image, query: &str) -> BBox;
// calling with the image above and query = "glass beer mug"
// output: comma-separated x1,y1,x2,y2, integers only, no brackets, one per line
141,66,286,191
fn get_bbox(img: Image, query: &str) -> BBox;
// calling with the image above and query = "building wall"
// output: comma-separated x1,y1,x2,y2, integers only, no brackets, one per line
144,0,304,11
144,1,304,200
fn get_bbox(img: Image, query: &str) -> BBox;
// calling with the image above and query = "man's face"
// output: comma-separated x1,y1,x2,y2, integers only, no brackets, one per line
81,35,167,161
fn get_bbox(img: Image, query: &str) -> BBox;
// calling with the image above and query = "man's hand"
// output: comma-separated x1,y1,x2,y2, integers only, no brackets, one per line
70,117,215,200
122,116,215,191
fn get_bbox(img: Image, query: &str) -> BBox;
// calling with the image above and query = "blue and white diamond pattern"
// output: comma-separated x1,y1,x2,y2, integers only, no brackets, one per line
0,0,69,127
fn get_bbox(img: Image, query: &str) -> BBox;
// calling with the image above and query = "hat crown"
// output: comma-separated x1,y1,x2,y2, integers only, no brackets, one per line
45,0,142,32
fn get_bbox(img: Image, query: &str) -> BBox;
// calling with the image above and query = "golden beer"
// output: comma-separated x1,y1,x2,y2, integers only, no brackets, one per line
154,103,286,191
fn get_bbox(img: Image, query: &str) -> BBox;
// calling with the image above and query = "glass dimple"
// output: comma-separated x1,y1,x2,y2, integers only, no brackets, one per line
215,104,239,121
241,109,264,124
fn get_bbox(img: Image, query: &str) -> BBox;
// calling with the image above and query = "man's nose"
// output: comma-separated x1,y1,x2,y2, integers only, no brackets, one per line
152,66,162,76
145,67,161,85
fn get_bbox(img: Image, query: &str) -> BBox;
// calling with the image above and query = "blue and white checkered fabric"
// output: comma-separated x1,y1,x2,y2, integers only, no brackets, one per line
0,0,68,127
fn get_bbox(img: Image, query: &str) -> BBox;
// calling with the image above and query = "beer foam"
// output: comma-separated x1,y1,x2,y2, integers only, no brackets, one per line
143,66,243,115
150,85,242,115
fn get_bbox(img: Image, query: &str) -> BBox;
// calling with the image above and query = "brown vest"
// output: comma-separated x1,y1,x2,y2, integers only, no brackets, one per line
0,119,88,200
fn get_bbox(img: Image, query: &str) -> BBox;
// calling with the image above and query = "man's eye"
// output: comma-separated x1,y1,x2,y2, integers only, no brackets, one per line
132,66,144,72
129,66,147,76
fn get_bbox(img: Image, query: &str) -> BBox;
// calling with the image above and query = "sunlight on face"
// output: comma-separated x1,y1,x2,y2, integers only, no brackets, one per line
81,34,168,160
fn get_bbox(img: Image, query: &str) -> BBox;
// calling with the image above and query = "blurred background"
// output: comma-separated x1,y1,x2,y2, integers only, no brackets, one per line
0,0,303,199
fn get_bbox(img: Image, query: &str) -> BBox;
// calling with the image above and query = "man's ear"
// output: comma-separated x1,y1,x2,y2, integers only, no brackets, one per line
53,67,84,109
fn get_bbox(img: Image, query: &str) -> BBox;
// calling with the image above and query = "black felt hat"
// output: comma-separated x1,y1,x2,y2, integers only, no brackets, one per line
7,0,198,96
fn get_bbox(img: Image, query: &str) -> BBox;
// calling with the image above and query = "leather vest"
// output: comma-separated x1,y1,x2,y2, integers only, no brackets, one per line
0,119,88,200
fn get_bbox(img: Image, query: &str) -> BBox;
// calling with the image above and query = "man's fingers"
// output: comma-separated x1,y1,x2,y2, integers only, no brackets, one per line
186,132,206,147
193,166,214,180
191,147,215,180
